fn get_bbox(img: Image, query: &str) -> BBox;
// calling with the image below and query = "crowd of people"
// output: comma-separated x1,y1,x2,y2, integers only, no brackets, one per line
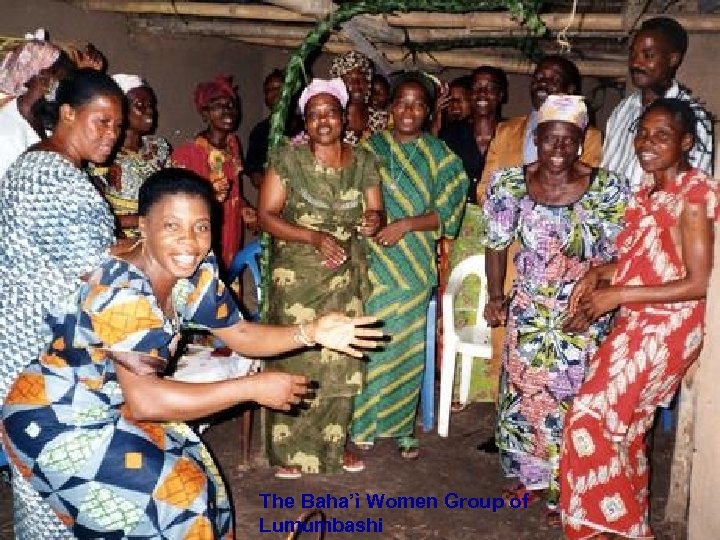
0,14,715,540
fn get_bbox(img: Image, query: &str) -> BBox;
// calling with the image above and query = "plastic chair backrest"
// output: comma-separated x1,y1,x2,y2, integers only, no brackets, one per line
226,239,262,319
444,254,488,330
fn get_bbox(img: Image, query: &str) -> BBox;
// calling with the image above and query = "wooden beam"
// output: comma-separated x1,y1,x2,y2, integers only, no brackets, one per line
228,36,626,77
69,2,720,33
69,1,313,22
263,0,334,18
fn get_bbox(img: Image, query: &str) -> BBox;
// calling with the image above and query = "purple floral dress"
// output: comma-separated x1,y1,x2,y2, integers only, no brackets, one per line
483,166,628,508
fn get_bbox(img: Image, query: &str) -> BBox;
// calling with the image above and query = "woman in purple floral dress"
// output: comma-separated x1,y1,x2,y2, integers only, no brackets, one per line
483,96,628,522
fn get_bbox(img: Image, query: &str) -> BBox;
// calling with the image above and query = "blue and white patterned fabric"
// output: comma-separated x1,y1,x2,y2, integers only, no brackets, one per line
0,150,115,539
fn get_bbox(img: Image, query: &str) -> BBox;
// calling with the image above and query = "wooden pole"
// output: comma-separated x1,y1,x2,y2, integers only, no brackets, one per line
688,227,720,539
69,2,720,33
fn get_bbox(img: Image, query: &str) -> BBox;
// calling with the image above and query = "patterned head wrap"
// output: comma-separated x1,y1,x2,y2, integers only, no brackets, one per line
112,74,145,95
298,78,348,115
330,51,373,82
0,39,61,97
537,94,588,130
193,74,237,113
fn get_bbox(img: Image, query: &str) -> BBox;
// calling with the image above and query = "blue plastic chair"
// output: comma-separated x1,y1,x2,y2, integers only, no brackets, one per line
420,291,437,432
226,239,262,321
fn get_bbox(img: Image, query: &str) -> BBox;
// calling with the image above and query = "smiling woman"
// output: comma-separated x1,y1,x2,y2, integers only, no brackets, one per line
0,68,124,540
1,168,383,539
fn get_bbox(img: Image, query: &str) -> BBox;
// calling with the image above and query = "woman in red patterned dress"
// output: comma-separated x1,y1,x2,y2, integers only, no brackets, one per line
560,98,718,539
173,75,255,270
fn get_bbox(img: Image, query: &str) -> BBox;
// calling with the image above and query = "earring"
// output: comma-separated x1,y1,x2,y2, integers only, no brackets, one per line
577,145,583,157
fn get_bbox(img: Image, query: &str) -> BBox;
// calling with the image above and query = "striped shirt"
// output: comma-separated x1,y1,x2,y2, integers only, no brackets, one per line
602,80,714,192
364,131,469,290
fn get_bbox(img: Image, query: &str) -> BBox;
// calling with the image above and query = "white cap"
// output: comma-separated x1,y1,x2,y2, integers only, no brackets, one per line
112,73,145,94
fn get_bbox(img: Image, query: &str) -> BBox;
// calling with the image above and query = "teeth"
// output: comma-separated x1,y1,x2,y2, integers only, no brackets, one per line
173,255,195,265
477,100,488,106
640,152,656,161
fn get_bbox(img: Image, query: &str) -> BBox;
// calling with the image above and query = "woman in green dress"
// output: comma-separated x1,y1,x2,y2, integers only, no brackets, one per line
257,78,384,478
351,73,469,459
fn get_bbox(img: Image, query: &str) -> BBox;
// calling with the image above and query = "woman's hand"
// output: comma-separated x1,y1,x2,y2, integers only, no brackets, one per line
308,314,383,358
579,288,621,321
311,231,347,268
247,371,309,411
568,268,600,315
375,219,409,247
483,297,507,327
358,209,383,237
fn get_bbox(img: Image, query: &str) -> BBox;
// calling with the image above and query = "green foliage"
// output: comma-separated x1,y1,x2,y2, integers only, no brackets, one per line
260,0,547,319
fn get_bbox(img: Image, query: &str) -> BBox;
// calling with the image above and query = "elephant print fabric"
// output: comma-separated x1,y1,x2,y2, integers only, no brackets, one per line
264,142,381,474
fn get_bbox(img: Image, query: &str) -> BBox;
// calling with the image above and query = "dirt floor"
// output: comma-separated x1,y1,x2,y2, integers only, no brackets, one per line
0,401,683,539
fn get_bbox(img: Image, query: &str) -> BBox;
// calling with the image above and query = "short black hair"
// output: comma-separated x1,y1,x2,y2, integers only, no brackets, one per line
640,16,688,57
449,75,472,91
640,97,697,146
138,168,214,217
538,55,582,93
390,71,436,105
264,69,284,87
372,73,390,90
471,65,509,96
43,68,123,128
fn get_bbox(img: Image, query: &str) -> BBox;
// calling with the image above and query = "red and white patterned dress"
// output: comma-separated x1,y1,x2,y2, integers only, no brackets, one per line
560,168,718,539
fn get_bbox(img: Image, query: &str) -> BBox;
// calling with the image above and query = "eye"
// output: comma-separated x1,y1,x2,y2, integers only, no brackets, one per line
196,222,210,233
164,221,179,231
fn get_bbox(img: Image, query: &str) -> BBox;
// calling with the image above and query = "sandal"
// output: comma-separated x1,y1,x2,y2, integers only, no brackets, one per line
450,401,467,412
274,466,302,480
501,482,543,506
342,452,365,473
545,509,562,528
397,436,420,460
354,441,374,451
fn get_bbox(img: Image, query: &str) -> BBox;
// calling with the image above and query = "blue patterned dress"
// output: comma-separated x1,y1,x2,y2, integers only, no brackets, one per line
2,254,240,538
484,166,628,508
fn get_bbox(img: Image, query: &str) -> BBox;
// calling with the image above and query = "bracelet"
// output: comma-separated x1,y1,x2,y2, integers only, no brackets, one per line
294,322,316,347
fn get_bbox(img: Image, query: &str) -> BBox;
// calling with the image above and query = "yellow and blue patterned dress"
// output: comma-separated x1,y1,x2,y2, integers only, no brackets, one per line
2,253,239,539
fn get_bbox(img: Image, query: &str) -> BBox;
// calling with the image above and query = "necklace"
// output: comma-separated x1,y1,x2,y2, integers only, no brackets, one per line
388,137,422,190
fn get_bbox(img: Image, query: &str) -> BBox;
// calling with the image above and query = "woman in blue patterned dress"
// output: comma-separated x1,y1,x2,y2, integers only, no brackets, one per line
483,95,629,523
0,68,125,540
1,169,381,538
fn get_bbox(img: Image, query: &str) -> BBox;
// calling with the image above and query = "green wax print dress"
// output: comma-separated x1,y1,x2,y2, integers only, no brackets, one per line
352,131,468,448
265,142,381,474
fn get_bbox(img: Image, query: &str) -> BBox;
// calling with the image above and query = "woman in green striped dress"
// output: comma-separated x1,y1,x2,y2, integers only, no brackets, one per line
352,73,469,458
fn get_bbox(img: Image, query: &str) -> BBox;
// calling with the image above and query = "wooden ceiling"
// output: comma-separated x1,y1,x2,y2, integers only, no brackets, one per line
65,1,720,78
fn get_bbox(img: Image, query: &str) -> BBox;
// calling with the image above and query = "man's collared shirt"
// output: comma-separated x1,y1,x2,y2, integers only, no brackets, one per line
602,80,714,192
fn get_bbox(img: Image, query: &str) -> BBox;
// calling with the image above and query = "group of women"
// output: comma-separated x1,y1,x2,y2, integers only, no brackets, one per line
0,38,713,540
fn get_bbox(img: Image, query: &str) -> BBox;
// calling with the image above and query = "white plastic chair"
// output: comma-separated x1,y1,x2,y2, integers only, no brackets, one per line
438,254,492,437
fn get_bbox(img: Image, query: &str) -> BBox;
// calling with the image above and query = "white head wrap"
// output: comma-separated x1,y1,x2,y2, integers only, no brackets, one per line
112,73,145,95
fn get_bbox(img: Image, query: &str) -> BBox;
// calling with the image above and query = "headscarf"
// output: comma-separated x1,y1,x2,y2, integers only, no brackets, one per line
112,73,145,95
193,74,237,113
298,78,349,115
0,39,61,97
537,94,588,131
329,51,373,83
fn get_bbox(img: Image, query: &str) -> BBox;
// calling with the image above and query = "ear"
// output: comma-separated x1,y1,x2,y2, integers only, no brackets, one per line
59,103,75,125
669,52,682,71
137,216,147,239
681,132,694,153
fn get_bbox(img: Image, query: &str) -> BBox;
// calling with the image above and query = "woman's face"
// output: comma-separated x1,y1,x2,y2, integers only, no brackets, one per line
370,79,389,110
447,86,471,122
139,193,212,280
634,108,693,174
341,67,370,105
62,93,123,164
203,95,239,133
471,72,504,117
391,82,429,140
304,93,344,145
535,121,582,173
126,86,156,136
